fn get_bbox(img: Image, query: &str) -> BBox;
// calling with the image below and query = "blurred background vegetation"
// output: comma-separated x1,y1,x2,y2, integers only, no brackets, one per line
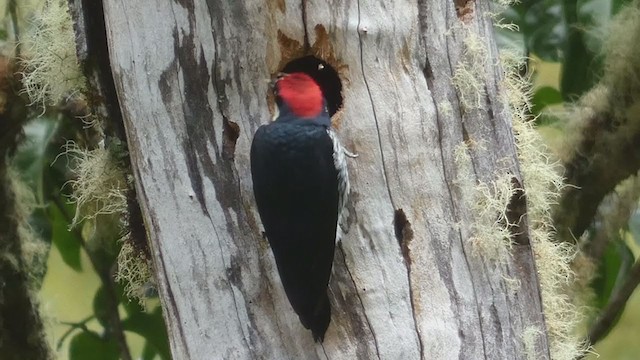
0,0,168,359
0,0,639,359
496,0,640,358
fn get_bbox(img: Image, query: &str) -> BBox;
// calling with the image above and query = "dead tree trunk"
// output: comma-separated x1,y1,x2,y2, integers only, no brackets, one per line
101,0,550,358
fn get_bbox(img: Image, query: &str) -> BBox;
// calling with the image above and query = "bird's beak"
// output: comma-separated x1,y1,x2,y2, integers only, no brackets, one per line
269,72,289,93
269,77,278,90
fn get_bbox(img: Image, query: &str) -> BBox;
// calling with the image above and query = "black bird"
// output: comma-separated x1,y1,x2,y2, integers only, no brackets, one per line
250,72,351,342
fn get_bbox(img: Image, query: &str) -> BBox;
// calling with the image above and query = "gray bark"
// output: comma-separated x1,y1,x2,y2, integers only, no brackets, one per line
102,0,550,358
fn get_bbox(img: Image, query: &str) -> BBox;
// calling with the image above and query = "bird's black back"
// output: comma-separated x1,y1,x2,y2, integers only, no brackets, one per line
250,116,338,342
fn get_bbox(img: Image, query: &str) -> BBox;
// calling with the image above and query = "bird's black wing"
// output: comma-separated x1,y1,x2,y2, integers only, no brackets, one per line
250,121,339,341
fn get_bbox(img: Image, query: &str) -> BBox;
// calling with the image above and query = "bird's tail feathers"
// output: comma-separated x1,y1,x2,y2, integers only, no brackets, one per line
299,294,331,343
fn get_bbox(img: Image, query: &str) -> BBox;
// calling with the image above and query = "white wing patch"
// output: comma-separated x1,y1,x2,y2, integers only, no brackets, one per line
328,129,352,243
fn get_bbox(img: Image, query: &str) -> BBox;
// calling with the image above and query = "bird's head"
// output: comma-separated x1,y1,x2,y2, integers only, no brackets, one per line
273,72,327,120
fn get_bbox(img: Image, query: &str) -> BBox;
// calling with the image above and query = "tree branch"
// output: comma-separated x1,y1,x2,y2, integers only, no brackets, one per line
8,0,20,57
584,176,640,259
554,105,640,243
57,315,95,349
51,198,132,360
554,2,640,243
587,259,640,345
101,265,133,360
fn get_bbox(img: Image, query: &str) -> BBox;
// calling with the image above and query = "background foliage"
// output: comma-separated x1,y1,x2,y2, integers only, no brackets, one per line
13,73,170,360
0,0,169,359
497,0,640,358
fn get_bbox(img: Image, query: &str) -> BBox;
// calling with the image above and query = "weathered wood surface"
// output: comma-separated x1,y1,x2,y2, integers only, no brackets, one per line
102,0,549,358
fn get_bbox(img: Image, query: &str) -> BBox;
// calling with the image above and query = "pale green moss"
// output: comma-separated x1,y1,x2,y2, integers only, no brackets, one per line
20,0,86,106
62,142,127,228
472,173,518,261
62,141,154,303
496,0,520,6
500,49,588,359
602,2,640,107
453,144,515,264
452,28,489,112
115,238,154,307
8,167,49,288
522,326,544,360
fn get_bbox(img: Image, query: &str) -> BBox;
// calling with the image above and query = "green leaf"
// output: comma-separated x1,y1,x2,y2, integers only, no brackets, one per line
592,240,634,310
532,86,563,114
559,0,620,100
122,296,145,317
30,206,53,244
122,307,170,360
11,118,60,204
560,9,594,98
590,239,634,339
112,280,145,316
50,201,82,271
68,331,119,360
524,2,566,61
141,342,158,360
11,118,81,273
93,286,110,329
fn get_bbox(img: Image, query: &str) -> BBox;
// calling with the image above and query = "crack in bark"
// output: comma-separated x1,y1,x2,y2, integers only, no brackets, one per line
394,209,414,267
438,120,489,357
72,0,126,139
211,23,239,161
301,0,311,51
206,210,256,359
391,208,424,357
155,229,192,359
355,0,396,211
479,259,503,346
506,177,529,246
339,243,381,359
355,2,426,357
433,99,489,357
401,263,423,359
320,342,330,360
206,17,256,358
170,5,255,356
497,264,517,352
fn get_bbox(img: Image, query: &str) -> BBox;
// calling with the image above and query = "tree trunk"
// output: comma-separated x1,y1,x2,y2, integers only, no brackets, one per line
101,0,550,358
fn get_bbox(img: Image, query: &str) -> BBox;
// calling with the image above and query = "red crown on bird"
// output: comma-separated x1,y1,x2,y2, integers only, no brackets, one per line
275,73,324,118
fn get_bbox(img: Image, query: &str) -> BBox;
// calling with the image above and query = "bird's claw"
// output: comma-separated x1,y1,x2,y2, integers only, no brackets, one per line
344,148,359,158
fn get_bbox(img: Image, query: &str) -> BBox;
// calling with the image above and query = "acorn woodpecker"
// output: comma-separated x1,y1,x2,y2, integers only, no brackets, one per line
250,72,351,342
